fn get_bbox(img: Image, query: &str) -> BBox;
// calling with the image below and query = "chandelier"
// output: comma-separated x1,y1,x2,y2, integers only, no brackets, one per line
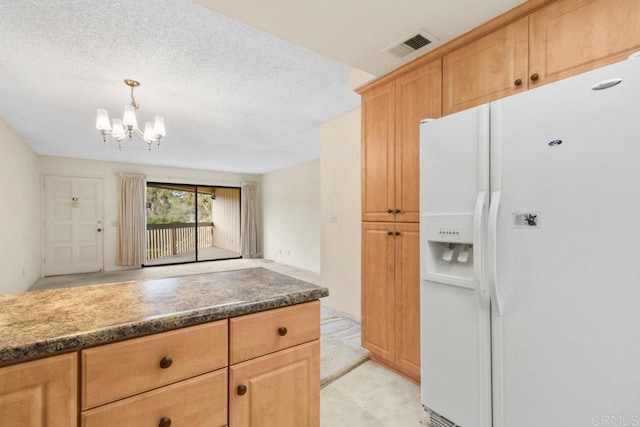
95,79,166,150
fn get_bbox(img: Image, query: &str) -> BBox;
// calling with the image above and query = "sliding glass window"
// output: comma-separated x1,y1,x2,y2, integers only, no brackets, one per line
145,183,241,266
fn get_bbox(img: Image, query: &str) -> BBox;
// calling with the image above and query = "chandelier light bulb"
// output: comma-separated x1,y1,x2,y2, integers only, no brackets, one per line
153,116,166,137
122,105,137,129
96,109,111,131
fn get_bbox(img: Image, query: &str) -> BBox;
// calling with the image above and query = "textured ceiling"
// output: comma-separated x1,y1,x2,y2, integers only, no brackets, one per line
194,0,526,76
0,0,360,174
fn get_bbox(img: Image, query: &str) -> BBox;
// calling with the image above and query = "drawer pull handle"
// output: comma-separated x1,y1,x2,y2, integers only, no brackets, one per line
278,326,288,336
159,416,172,427
159,356,173,369
237,384,248,396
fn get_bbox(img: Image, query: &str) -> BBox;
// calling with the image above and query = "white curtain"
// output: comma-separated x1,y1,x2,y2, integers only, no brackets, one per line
117,173,146,266
240,181,261,258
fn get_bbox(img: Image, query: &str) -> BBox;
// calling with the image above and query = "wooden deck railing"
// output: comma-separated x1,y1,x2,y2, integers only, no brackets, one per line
146,222,214,260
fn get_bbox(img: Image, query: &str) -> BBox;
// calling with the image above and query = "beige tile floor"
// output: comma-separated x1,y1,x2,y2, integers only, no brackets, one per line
31,259,428,426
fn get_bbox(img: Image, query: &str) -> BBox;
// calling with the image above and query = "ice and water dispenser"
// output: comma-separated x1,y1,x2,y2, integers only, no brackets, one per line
423,214,475,286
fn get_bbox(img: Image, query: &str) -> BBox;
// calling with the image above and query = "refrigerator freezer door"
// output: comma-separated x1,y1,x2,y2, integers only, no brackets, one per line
420,105,491,427
491,58,640,427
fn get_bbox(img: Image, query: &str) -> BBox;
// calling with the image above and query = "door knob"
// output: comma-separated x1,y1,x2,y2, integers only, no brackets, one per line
97,228,102,232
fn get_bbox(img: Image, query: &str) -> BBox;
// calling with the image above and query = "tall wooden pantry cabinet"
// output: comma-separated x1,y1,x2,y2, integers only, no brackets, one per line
359,59,441,382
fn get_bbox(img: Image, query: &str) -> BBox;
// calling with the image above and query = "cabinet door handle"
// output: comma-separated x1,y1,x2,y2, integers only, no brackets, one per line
159,356,173,369
394,209,401,214
278,326,288,336
387,208,393,214
237,384,248,396
530,73,539,81
159,416,172,427
387,231,393,236
514,78,523,86
395,231,401,236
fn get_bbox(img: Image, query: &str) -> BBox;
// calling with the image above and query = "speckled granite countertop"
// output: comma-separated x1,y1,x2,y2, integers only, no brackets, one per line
0,267,328,366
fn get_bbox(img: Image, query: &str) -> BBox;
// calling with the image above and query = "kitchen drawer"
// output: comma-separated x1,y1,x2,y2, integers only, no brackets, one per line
82,320,228,409
230,300,320,364
81,368,227,427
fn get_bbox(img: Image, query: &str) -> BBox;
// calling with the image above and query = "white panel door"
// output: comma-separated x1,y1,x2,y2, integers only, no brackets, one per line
45,176,103,276
491,58,640,427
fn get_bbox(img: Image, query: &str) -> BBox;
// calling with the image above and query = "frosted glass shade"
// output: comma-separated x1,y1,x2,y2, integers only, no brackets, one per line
122,105,137,128
153,116,166,136
112,118,126,139
96,109,111,131
143,122,155,141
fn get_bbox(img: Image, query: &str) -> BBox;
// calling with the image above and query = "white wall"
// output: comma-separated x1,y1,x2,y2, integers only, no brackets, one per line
40,156,259,273
261,160,320,272
0,118,42,294
320,108,362,319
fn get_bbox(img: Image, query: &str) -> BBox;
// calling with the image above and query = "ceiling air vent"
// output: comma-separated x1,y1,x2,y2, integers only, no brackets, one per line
383,29,440,59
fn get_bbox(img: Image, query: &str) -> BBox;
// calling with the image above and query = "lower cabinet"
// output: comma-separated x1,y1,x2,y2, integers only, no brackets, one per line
229,300,321,427
82,369,228,427
361,221,420,382
229,341,320,427
0,352,77,427
0,301,321,427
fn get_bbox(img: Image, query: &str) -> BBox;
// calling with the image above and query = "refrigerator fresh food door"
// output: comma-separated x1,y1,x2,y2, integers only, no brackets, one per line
490,57,640,427
420,104,491,427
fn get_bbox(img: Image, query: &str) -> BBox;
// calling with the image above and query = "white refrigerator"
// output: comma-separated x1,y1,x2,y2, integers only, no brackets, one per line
420,56,640,427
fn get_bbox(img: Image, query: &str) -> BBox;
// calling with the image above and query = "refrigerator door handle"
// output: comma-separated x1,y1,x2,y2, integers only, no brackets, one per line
473,191,489,308
488,190,504,315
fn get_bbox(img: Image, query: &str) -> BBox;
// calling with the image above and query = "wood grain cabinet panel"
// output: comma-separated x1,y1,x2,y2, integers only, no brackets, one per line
395,61,442,223
393,223,421,380
230,300,320,364
361,222,420,381
443,17,529,115
361,81,396,222
529,0,640,87
229,341,319,427
361,222,397,365
82,369,228,427
0,353,77,427
82,320,228,409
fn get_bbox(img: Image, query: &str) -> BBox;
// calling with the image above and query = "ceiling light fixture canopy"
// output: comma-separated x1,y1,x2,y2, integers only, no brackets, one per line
95,79,166,150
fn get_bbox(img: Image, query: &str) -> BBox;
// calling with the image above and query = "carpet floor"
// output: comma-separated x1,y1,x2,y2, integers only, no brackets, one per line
320,306,370,388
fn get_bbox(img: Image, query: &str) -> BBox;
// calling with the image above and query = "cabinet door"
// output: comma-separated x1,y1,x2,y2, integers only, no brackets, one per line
229,341,319,427
0,353,77,427
529,0,640,87
361,222,396,364
395,60,442,223
394,223,421,382
443,17,528,115
362,81,395,222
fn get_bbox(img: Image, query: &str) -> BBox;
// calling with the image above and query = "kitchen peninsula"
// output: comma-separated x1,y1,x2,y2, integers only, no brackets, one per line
0,267,328,426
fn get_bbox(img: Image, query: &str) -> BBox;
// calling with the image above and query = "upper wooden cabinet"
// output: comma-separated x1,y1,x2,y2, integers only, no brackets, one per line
444,0,640,115
362,59,442,223
529,0,640,86
443,17,528,115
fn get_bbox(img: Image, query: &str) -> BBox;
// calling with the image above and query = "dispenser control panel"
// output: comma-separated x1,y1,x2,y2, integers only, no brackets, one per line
424,214,474,244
